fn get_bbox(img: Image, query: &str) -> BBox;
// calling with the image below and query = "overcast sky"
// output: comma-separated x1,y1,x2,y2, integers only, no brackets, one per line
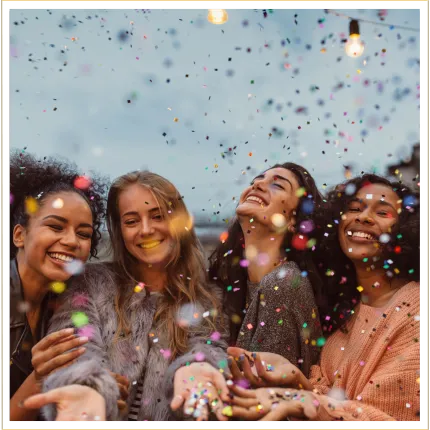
10,8,420,222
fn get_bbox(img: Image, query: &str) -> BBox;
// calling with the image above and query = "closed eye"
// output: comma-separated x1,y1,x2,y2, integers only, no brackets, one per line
48,224,63,231
78,231,92,239
124,219,138,226
273,183,285,190
347,207,361,212
152,214,163,221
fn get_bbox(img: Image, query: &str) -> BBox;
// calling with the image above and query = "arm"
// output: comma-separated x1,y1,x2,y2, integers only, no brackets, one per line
10,372,40,420
41,269,120,420
164,286,229,401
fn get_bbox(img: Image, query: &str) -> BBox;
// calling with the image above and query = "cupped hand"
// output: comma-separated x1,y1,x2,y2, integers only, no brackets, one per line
227,347,306,389
171,362,230,421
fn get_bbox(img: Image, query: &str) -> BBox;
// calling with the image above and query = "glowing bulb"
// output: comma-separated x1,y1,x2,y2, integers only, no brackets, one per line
208,9,228,25
345,35,365,58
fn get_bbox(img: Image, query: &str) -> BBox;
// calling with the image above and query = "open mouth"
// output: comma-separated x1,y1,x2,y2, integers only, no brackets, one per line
245,195,266,206
47,252,75,264
346,230,378,242
139,240,164,250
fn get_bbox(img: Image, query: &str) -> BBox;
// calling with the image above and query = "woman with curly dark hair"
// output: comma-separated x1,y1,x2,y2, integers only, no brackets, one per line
228,174,420,421
209,163,324,379
10,149,109,420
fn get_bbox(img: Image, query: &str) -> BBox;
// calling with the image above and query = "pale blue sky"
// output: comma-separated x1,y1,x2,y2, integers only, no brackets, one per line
10,8,420,222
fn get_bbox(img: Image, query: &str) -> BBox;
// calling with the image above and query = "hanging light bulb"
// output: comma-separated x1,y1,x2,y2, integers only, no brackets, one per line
207,9,228,25
345,19,365,58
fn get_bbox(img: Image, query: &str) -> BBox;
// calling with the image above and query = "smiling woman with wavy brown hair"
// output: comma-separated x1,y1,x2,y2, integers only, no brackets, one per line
39,171,230,422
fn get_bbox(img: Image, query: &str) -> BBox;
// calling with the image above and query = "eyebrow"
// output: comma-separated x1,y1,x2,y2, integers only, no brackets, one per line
43,215,93,229
121,207,161,218
252,174,293,190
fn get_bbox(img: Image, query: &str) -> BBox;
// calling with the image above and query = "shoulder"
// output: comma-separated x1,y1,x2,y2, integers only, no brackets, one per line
260,262,314,299
66,262,120,296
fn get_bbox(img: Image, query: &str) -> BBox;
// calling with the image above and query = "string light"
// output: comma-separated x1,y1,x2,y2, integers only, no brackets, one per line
345,19,365,58
207,9,228,25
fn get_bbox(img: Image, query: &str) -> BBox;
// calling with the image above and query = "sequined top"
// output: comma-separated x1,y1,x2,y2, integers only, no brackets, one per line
236,261,322,377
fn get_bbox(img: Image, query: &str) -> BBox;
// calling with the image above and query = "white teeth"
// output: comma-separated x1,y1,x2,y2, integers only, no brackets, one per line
246,195,265,206
351,231,375,240
49,253,73,262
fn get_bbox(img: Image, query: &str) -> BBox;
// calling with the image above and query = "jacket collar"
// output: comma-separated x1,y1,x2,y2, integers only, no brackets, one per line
10,259,26,328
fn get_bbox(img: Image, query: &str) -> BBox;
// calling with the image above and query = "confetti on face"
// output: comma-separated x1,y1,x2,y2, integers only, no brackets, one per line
52,198,64,209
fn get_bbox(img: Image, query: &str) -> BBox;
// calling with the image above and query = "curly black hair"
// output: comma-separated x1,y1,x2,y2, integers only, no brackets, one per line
10,149,109,259
208,162,325,344
314,174,420,336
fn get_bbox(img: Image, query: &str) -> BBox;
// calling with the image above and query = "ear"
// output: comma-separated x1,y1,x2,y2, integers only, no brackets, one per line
13,224,26,250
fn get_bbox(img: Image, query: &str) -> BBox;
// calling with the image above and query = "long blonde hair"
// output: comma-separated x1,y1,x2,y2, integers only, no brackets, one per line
106,171,219,359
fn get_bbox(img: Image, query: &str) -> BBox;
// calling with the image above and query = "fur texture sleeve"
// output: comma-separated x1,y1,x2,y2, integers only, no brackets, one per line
42,264,120,420
163,285,229,402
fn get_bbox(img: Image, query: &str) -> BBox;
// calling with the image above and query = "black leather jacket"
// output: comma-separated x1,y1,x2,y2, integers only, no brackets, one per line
10,259,54,398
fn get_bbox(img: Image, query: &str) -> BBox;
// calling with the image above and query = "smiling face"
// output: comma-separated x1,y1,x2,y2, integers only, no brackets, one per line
236,167,300,229
118,183,174,267
13,191,93,284
338,183,401,263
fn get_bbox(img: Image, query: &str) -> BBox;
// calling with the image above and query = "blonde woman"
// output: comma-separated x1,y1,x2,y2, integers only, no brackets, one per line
34,171,229,421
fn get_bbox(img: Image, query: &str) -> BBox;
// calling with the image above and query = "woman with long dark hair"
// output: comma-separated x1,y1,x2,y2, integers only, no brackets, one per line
227,174,420,421
209,163,324,379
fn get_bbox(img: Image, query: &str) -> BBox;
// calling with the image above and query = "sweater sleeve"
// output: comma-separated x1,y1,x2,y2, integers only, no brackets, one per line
248,268,321,377
309,297,420,421
41,266,120,421
164,286,229,402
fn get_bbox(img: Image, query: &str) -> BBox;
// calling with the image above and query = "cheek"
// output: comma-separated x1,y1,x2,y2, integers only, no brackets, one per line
240,187,251,202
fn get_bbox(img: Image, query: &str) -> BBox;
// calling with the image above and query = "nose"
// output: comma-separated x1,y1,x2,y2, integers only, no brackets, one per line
252,178,268,192
59,228,79,248
140,218,155,236
354,209,375,226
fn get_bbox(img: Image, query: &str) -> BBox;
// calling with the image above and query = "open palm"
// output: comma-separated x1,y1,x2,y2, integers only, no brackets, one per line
227,347,303,388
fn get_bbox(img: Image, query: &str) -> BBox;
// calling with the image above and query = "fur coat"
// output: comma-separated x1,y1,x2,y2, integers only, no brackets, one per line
43,263,228,421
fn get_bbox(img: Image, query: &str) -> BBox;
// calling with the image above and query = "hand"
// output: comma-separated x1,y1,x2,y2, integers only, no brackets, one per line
227,347,306,389
171,362,230,421
31,329,88,383
109,372,130,414
227,385,319,421
23,385,106,421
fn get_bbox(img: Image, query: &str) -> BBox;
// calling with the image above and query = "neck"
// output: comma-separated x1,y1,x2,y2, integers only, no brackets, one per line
354,262,407,307
241,220,286,283
16,253,49,310
134,262,167,293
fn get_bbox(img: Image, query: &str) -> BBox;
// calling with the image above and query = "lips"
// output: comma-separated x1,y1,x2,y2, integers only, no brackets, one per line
346,230,378,242
47,252,75,263
244,193,268,206
139,240,163,250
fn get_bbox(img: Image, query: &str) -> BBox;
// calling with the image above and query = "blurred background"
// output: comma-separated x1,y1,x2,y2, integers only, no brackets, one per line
10,8,420,258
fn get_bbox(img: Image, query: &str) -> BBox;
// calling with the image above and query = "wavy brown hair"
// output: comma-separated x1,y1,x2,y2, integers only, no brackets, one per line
106,171,220,359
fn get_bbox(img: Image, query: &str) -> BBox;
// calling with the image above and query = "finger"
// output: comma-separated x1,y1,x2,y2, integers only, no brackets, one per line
241,355,259,386
231,396,259,408
33,328,75,352
52,334,76,345
228,357,244,382
211,370,230,402
34,336,88,367
23,388,64,409
117,399,127,411
116,383,128,401
302,398,318,420
227,347,248,358
170,394,185,411
213,402,228,421
230,405,261,420
229,384,257,399
196,404,209,421
110,372,130,387
37,347,86,375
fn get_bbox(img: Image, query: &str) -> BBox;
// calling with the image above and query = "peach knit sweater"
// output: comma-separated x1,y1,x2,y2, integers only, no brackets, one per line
309,282,420,421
